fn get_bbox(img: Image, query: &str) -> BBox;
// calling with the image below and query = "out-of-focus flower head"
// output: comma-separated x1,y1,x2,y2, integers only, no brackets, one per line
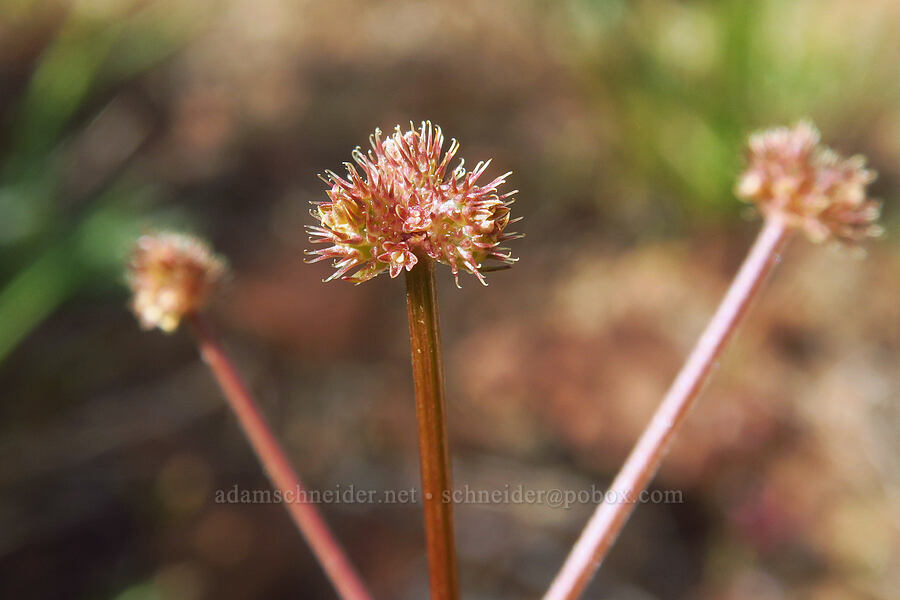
736,121,882,244
307,121,521,286
127,232,226,333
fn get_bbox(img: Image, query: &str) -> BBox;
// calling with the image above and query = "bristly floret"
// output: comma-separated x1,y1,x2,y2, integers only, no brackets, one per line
307,121,521,286
735,121,882,244
127,232,226,333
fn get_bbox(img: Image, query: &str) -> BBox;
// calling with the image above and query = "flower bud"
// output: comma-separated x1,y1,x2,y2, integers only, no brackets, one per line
736,122,882,244
308,121,521,286
127,232,226,332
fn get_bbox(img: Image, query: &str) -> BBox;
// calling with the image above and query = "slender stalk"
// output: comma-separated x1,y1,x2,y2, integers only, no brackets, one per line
544,217,792,600
404,258,460,600
186,314,372,600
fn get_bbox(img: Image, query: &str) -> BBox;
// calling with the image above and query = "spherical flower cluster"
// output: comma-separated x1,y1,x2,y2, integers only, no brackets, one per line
736,121,882,244
307,121,520,285
127,232,226,332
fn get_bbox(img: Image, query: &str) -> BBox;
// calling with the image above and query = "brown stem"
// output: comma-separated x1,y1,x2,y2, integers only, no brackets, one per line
186,314,373,600
404,258,460,600
543,217,792,600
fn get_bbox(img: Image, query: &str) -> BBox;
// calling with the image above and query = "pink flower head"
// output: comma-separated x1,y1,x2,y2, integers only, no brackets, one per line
127,232,226,332
736,121,882,244
307,121,521,286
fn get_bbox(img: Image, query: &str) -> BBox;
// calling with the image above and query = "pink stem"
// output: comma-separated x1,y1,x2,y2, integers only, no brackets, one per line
543,217,792,600
187,314,373,600
404,257,460,600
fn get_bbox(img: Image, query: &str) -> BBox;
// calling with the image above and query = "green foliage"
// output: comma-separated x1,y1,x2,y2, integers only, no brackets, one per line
0,2,202,363
560,0,900,222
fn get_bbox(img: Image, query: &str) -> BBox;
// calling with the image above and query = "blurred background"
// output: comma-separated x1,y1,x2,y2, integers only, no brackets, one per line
1,0,898,598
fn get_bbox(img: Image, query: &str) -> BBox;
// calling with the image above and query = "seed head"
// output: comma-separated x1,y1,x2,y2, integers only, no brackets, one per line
127,232,226,333
736,121,882,244
307,121,521,286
